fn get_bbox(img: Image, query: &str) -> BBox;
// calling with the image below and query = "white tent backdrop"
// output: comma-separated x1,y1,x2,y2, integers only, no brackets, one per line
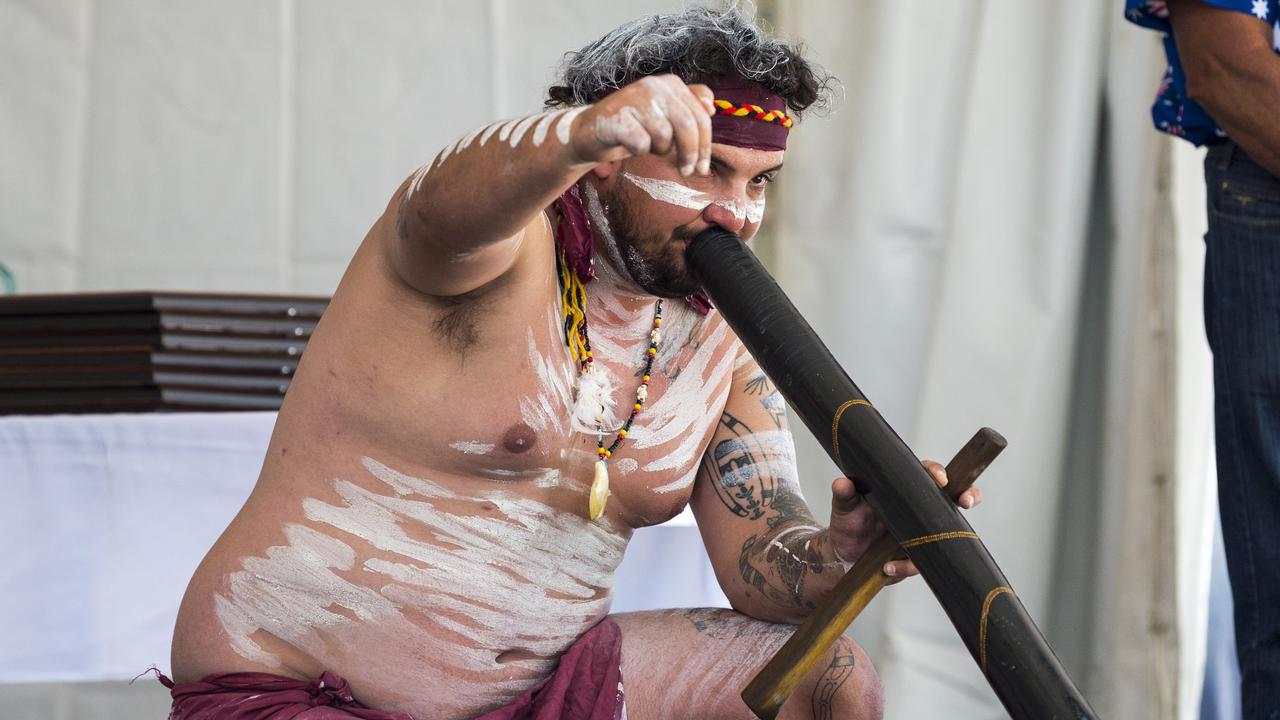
768,2,1214,718
0,1,1218,718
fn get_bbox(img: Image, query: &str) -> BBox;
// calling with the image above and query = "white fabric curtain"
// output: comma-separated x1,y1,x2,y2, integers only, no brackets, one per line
0,0,1219,717
769,1,1213,717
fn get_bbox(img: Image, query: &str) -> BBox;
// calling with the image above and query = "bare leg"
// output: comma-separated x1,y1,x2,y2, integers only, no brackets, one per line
611,608,882,720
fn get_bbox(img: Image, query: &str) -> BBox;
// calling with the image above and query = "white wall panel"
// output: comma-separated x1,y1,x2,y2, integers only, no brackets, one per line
77,0,283,291
291,257,347,296
498,0,688,116
0,0,90,293
293,1,491,288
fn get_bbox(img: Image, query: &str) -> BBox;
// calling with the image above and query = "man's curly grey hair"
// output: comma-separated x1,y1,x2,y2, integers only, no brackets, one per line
546,4,837,121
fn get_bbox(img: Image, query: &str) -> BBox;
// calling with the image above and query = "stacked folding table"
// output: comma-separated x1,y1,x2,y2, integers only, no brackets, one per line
0,292,328,414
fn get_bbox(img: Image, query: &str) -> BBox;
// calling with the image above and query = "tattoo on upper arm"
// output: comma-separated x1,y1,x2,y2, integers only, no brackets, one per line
761,390,787,430
746,371,787,429
704,409,799,519
744,373,770,395
811,638,857,720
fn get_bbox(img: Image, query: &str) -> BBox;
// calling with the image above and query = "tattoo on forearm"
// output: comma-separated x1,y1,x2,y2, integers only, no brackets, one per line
705,409,831,609
739,527,826,609
811,638,857,720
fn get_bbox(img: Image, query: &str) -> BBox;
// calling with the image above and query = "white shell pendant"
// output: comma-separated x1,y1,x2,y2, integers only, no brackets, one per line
589,459,610,520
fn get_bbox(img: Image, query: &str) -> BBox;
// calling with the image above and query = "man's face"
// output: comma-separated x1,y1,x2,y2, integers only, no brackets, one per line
590,143,785,298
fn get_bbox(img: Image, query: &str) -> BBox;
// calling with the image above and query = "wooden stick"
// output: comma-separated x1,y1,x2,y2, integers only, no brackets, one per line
741,427,1007,719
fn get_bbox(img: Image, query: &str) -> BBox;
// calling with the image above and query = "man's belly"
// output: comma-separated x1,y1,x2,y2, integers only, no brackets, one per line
177,454,631,720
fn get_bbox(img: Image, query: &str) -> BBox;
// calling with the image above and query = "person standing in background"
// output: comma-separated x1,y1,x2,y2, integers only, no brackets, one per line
1126,1,1280,717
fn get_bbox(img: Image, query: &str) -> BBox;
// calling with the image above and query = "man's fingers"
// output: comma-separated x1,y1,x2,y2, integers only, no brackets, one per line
882,559,918,583
637,96,676,157
688,83,716,113
830,476,861,513
593,105,652,158
655,77,701,175
960,485,982,509
590,75,717,169
923,459,947,488
684,83,715,175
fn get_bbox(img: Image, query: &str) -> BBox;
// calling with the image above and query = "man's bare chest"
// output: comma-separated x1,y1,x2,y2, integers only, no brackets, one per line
408,289,740,526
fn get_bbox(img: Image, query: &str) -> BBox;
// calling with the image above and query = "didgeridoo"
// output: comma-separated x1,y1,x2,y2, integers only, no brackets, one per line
742,426,1005,716
686,228,1095,720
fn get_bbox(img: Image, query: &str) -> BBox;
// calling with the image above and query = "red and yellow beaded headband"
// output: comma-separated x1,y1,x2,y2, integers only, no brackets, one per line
712,100,794,128
707,77,793,151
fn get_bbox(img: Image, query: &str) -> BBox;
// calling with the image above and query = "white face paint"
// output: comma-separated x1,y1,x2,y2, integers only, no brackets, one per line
622,172,711,211
622,172,766,225
215,456,630,718
716,195,766,224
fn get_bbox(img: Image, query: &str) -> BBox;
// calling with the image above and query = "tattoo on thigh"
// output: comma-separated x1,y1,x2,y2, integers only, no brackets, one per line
811,639,857,720
681,608,795,641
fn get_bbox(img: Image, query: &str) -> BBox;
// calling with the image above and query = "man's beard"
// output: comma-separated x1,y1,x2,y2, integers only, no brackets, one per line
595,183,704,299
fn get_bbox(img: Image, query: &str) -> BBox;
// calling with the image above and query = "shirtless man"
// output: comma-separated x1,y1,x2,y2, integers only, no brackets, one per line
168,7,979,720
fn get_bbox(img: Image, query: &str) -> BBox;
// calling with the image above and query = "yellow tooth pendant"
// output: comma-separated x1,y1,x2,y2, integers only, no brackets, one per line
589,460,610,520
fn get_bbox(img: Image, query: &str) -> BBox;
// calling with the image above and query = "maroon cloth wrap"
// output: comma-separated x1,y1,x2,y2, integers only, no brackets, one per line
707,76,791,152
554,184,597,283
157,619,624,720
554,183,713,315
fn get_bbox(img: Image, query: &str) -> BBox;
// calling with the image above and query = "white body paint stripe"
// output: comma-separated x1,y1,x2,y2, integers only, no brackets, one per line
532,110,565,147
507,113,542,147
556,107,587,145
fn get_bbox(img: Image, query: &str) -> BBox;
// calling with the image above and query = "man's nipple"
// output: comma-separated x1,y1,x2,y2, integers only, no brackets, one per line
501,423,537,454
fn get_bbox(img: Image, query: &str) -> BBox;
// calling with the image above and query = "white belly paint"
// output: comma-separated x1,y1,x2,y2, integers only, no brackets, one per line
214,456,628,717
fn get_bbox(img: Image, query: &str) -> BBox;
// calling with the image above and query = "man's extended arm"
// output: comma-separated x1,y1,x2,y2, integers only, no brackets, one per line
388,76,714,297
689,348,965,624
1168,0,1280,176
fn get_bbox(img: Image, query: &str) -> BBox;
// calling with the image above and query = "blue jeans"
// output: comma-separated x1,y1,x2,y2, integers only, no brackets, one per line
1204,140,1280,719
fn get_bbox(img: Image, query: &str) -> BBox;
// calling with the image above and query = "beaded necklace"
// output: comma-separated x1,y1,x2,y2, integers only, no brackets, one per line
557,247,662,520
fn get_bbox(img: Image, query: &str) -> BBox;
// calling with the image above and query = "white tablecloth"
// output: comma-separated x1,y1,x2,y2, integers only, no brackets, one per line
0,412,727,684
